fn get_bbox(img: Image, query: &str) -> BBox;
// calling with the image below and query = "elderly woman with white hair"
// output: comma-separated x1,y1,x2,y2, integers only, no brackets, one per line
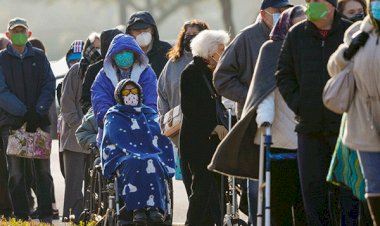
180,29,230,226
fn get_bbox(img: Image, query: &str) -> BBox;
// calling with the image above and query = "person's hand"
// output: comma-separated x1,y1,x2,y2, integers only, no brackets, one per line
38,114,51,128
343,32,369,60
260,121,271,128
24,111,39,133
213,125,228,140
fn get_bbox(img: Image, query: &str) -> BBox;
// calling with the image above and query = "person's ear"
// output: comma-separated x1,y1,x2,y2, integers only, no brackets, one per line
260,10,266,19
5,32,10,39
27,31,32,38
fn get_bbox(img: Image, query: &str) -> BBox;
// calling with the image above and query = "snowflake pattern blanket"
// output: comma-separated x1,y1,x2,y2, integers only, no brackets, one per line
101,104,175,211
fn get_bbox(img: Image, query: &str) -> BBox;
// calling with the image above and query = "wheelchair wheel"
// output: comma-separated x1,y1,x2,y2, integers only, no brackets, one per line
223,218,248,226
102,208,118,226
162,178,173,225
90,165,108,216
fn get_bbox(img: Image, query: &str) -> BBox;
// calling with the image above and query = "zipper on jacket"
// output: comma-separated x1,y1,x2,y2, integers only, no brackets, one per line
321,40,325,47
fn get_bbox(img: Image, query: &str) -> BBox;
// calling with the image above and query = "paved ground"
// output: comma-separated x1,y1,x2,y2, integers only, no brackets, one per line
40,140,247,225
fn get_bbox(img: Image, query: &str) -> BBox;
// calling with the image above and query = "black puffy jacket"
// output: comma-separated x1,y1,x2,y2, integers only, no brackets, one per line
276,13,352,134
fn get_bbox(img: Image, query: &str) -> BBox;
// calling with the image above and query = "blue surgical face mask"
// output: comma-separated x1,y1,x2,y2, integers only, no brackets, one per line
114,51,134,68
371,1,380,20
272,13,281,26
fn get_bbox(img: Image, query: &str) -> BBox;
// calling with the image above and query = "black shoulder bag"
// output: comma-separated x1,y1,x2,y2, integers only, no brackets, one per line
201,73,230,129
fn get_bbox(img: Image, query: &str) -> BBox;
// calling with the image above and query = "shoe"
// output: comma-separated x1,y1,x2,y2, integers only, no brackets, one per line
367,196,380,225
147,208,164,223
52,209,59,220
133,209,147,223
30,209,39,219
39,217,53,224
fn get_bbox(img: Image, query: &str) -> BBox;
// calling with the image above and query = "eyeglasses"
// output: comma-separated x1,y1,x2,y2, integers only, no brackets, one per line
121,88,139,96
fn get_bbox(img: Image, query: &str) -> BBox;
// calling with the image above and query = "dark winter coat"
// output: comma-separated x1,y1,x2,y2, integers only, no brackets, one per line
81,29,123,111
208,41,280,179
276,13,351,134
180,57,219,161
213,20,270,117
0,43,55,128
126,11,172,77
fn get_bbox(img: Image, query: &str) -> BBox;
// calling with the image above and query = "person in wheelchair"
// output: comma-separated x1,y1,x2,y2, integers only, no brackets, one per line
101,79,175,224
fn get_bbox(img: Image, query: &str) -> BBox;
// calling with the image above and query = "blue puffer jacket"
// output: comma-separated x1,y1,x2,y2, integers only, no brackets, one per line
91,34,157,129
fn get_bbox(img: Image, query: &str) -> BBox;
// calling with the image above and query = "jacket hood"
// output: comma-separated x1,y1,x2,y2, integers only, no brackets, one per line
103,34,149,87
126,11,160,42
100,28,123,59
114,79,143,104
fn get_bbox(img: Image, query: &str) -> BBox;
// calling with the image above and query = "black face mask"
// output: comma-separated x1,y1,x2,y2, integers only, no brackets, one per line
347,13,366,22
183,35,196,52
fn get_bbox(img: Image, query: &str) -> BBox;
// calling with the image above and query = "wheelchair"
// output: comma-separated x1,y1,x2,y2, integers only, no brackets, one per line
80,145,174,226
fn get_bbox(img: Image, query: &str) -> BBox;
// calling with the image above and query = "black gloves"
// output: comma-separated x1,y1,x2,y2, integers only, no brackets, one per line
343,32,369,60
24,111,39,133
24,111,50,133
260,122,271,127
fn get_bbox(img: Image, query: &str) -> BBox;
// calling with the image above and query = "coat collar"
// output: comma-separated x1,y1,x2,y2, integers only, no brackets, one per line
304,11,347,39
6,42,35,59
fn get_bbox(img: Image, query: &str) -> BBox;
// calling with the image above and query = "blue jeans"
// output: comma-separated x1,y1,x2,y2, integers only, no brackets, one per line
357,151,380,195
1,127,53,220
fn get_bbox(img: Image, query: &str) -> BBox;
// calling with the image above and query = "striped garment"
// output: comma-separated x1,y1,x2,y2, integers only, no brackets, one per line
327,114,365,200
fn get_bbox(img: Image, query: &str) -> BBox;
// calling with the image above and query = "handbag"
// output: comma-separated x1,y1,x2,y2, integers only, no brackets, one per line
201,73,229,128
162,105,183,137
323,62,355,114
6,124,52,159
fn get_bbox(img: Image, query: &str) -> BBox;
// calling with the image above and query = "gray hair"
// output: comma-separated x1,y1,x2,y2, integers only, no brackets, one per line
191,30,230,59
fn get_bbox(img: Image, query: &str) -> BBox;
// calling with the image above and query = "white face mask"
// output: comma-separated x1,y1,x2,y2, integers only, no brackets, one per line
135,32,152,47
123,94,139,106
272,13,281,26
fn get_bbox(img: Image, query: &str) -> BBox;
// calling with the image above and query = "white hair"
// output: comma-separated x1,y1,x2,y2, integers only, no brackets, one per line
191,30,230,59
88,32,100,43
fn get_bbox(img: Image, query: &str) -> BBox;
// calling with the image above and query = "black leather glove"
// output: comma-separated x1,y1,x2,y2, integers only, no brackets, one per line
38,114,51,128
343,32,369,60
24,111,39,133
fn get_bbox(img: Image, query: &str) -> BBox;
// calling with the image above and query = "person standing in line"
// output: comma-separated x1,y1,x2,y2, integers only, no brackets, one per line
338,0,367,21
276,0,359,225
27,37,60,220
126,11,172,77
180,29,230,226
60,33,100,223
0,17,55,223
80,28,123,113
213,0,291,223
328,0,380,223
157,19,209,197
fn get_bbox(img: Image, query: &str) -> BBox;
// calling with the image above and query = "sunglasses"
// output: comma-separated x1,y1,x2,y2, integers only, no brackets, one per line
121,88,139,96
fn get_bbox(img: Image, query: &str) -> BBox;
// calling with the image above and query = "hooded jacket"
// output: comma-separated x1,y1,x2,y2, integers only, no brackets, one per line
91,34,157,129
81,29,123,112
126,11,172,77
